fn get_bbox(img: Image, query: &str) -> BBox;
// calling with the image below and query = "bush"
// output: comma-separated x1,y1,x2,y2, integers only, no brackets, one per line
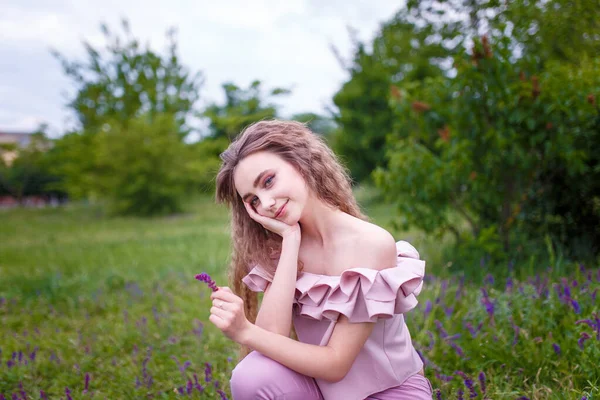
375,36,600,265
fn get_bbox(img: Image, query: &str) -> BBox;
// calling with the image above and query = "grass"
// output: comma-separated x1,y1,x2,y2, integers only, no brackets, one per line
0,193,598,399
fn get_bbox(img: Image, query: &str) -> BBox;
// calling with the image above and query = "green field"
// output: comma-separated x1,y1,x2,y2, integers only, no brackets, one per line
1,194,598,399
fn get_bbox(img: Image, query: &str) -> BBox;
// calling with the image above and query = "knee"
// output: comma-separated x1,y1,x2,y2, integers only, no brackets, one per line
229,351,287,399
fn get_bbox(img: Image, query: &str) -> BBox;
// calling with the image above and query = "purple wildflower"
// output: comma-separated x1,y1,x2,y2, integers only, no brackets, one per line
506,276,513,292
65,387,73,400
457,389,464,400
571,299,581,314
435,389,442,400
204,362,213,383
84,373,90,393
435,372,453,382
464,377,478,398
578,332,591,349
40,390,48,400
552,343,561,355
478,371,487,394
195,273,219,291
216,389,228,400
434,320,448,338
424,300,432,316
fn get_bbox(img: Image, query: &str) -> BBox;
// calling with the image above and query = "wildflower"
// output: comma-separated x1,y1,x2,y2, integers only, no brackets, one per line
195,273,219,291
217,389,228,400
578,332,592,350
478,371,487,395
65,387,73,400
457,389,464,400
84,373,90,393
464,377,478,398
424,300,432,316
571,299,581,314
552,343,561,356
435,389,442,400
434,320,448,338
205,362,213,383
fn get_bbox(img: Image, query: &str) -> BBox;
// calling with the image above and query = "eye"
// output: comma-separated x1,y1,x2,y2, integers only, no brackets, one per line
265,175,274,187
250,196,259,207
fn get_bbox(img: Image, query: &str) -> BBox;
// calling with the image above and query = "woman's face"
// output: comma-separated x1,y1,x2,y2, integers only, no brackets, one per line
234,151,308,224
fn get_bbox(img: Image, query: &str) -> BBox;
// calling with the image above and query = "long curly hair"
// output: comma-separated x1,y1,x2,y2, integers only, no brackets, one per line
215,119,367,359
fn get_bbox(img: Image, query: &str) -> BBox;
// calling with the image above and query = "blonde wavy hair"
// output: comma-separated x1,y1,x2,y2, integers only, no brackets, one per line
215,119,367,359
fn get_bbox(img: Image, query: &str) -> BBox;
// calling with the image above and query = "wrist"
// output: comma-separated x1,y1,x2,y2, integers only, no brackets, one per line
240,322,258,347
282,229,301,244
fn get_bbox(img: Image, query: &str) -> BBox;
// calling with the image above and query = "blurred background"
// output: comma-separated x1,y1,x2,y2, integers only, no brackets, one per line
1,0,599,398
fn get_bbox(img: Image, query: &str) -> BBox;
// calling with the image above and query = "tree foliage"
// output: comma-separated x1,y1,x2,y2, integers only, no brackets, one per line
202,80,290,141
52,19,203,138
375,36,600,260
331,16,447,182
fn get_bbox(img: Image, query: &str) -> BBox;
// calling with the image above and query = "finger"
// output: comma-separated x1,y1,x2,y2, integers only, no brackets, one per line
210,306,233,320
209,314,226,330
212,290,242,303
220,287,233,293
244,202,267,223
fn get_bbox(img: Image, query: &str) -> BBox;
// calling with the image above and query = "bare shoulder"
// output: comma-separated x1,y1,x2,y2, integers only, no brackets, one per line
348,219,398,271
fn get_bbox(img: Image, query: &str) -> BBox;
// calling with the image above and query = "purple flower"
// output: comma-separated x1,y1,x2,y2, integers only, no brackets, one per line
578,332,591,349
84,373,90,393
506,276,513,292
424,300,432,316
195,273,219,291
552,343,561,356
40,391,48,400
457,389,464,400
435,389,442,400
204,362,213,383
216,389,228,400
571,299,581,314
464,377,478,398
478,371,487,394
65,387,73,400
434,320,448,338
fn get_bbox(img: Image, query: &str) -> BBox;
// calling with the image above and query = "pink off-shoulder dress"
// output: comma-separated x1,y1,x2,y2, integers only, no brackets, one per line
241,240,428,400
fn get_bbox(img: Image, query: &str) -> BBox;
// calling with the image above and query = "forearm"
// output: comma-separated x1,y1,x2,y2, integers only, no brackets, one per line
242,323,344,383
254,236,299,336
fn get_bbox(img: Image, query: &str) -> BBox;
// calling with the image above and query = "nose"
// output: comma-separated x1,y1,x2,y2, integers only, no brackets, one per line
258,195,276,214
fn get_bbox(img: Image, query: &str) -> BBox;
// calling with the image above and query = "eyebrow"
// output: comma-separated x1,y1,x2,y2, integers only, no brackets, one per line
242,169,270,201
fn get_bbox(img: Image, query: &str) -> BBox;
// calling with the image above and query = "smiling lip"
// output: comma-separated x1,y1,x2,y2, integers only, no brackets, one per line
275,200,288,219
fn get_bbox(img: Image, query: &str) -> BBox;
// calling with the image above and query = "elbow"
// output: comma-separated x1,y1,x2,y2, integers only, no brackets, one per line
321,362,350,383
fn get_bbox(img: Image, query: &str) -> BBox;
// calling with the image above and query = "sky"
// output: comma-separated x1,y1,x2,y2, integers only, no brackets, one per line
0,0,402,138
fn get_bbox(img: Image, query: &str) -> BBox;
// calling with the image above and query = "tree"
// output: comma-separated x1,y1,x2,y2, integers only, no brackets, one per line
202,80,290,141
375,36,600,261
405,0,600,67
331,16,447,182
92,113,193,216
0,127,64,203
290,112,337,138
52,18,203,139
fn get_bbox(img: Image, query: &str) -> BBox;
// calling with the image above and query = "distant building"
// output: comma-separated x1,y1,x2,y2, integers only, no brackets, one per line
0,131,34,166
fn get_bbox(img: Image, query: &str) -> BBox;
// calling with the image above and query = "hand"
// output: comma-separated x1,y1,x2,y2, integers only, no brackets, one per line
209,287,252,344
244,202,301,240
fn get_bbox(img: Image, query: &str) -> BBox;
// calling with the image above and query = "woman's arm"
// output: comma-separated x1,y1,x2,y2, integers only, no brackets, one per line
242,314,375,383
254,232,300,337
210,229,399,382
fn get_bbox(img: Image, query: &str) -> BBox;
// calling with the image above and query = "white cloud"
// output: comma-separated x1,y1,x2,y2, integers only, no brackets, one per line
0,0,400,137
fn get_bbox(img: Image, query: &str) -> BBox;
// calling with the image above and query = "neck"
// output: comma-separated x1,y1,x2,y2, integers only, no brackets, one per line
298,194,345,247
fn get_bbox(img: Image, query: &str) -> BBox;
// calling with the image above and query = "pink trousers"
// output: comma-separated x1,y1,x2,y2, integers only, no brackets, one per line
230,351,433,400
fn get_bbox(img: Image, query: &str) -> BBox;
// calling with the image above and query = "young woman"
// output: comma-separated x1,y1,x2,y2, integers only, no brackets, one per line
209,120,432,399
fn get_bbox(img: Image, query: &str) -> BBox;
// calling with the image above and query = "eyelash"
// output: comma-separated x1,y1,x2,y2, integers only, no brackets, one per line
250,175,274,206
